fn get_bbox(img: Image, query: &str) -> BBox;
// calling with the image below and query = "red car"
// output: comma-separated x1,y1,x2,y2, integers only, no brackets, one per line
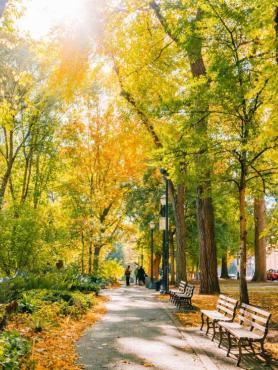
267,269,278,281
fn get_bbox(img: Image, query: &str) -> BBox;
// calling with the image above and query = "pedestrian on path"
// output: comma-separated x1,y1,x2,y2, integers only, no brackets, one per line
137,266,146,286
125,265,132,286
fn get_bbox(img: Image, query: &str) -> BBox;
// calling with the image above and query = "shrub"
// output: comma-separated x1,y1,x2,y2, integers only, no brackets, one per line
0,330,33,369
18,293,36,314
70,280,101,294
96,260,124,285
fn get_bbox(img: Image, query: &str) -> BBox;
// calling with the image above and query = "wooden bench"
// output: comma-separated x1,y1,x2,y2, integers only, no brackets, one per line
173,283,194,310
218,303,271,366
169,281,187,303
200,295,238,341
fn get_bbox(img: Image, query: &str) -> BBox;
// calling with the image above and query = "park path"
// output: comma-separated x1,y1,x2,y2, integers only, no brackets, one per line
76,286,275,370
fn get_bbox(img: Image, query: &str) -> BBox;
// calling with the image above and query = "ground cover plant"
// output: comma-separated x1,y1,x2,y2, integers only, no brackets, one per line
0,265,120,369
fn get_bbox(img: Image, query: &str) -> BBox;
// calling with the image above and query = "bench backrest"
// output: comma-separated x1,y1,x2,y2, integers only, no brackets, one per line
217,295,238,319
184,283,194,297
178,281,187,293
238,303,271,338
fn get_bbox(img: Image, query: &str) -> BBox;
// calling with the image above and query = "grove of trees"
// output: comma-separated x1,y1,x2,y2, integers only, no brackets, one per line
0,0,277,304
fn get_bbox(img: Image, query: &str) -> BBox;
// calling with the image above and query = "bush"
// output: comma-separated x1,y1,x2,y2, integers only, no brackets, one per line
1,269,101,300
17,289,94,322
96,260,124,285
18,293,36,314
0,330,33,369
70,280,101,294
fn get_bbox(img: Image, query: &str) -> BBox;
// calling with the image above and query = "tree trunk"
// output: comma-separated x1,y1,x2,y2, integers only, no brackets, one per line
169,229,175,285
93,246,101,272
153,252,161,280
88,240,93,274
252,197,267,282
81,231,85,274
150,3,219,294
239,175,249,304
197,186,220,293
220,252,229,279
188,12,219,295
0,164,13,209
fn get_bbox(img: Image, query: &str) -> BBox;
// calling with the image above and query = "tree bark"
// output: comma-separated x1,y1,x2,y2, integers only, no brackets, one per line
220,252,229,279
252,197,267,282
153,252,161,280
81,231,85,274
239,172,249,304
93,246,101,272
88,240,93,274
169,182,187,284
0,164,12,209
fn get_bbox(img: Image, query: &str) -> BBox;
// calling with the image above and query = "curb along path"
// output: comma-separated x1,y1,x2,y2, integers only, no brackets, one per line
76,286,253,370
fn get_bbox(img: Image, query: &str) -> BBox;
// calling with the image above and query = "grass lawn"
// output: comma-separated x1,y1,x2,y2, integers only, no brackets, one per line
173,280,278,360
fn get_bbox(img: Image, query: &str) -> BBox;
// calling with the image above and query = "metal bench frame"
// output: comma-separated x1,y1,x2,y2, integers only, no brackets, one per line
218,303,271,366
173,283,194,310
169,281,187,303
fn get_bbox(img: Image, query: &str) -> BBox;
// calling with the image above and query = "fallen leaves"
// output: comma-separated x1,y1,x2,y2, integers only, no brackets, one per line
7,295,108,369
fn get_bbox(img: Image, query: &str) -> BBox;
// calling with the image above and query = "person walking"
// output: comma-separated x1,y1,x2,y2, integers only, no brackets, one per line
125,265,132,286
134,266,139,284
137,266,146,286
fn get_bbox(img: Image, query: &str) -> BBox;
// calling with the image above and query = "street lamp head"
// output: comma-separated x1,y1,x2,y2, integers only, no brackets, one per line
149,221,156,230
160,194,166,206
160,168,168,176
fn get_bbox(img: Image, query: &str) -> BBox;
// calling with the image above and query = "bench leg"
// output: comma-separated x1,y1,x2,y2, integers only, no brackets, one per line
218,326,223,348
200,313,204,331
212,320,216,342
237,339,242,367
260,341,265,354
249,340,256,355
206,317,210,335
227,332,231,357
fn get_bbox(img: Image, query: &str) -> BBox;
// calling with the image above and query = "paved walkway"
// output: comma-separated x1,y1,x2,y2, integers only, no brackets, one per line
76,286,277,370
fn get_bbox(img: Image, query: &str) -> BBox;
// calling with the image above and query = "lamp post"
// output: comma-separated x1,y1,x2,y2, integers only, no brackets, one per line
160,168,169,294
148,221,156,289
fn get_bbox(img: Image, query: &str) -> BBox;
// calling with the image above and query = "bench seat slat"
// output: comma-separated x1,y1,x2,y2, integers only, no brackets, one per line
218,321,263,340
201,310,233,321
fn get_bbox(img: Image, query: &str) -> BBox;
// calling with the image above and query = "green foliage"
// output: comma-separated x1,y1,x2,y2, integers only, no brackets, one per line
0,331,33,370
18,293,36,314
97,260,124,284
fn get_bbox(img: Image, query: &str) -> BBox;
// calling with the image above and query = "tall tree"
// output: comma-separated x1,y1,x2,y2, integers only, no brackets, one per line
253,197,267,281
150,1,219,293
